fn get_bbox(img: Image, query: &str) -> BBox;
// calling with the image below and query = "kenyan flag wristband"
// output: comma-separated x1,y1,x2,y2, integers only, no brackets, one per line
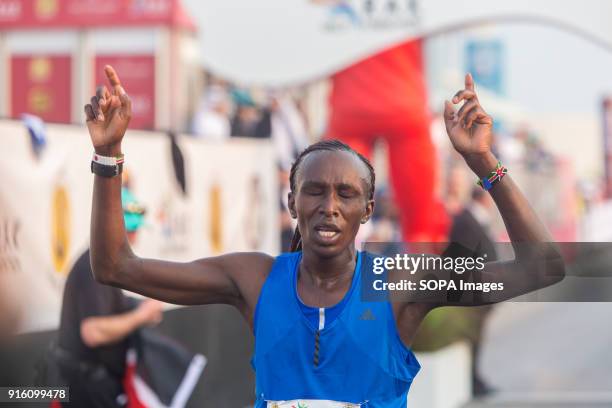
476,161,508,191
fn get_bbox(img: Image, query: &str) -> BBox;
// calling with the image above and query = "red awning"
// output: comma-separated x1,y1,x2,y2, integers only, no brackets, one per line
0,0,196,32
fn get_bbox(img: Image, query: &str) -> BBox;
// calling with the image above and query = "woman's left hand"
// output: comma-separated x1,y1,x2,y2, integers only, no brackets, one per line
444,73,493,159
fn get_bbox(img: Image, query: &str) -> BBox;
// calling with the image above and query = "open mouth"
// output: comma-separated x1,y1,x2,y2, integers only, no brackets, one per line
317,230,338,238
314,224,341,241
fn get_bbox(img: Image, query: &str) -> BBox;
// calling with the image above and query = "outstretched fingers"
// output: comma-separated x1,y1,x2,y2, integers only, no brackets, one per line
452,89,477,104
452,74,478,105
90,96,104,121
96,86,111,113
465,72,475,91
84,104,96,122
464,107,481,129
104,65,125,95
449,73,485,128
467,110,491,129
96,85,110,99
443,100,457,132
118,92,132,118
456,99,479,125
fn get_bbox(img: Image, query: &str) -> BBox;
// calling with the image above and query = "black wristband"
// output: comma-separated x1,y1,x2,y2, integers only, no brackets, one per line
91,161,123,178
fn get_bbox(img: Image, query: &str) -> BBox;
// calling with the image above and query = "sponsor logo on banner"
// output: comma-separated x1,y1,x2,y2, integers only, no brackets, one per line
209,183,223,254
66,0,121,17
0,0,21,21
0,217,22,274
35,0,58,19
359,308,376,321
29,57,52,82
1,0,182,27
312,0,419,31
157,193,189,256
51,184,70,276
27,87,52,115
130,0,171,16
27,57,53,114
245,176,266,250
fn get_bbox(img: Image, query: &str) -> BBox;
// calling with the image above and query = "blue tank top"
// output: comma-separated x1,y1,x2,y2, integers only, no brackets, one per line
252,251,420,407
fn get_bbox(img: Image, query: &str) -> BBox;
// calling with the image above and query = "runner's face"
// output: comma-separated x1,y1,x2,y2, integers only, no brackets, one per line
290,150,373,257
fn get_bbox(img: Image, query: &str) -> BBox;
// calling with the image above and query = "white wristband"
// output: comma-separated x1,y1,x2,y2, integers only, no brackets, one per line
92,152,124,166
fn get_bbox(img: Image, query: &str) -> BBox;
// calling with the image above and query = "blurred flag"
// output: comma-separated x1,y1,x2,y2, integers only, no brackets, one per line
21,113,47,159
124,329,206,408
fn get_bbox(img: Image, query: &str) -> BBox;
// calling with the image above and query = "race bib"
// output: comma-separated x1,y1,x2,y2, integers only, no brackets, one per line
266,400,364,408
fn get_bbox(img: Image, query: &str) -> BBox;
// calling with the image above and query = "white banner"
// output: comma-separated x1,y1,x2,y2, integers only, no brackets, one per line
0,120,278,332
194,0,612,85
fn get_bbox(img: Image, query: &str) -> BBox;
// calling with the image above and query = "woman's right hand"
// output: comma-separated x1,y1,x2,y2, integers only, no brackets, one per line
84,65,132,155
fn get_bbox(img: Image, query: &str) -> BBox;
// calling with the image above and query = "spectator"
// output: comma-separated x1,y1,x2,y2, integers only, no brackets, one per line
448,187,499,396
192,85,231,141
366,187,402,242
524,133,553,172
497,125,528,166
230,90,262,137
52,187,161,407
268,93,310,171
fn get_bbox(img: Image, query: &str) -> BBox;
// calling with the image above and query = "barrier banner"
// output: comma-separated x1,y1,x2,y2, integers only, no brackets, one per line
0,120,278,332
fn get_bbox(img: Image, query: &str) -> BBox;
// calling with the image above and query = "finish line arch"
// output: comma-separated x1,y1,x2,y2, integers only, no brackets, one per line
193,0,612,86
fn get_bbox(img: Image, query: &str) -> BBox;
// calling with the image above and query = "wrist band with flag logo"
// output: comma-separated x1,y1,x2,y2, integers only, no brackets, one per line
477,161,507,191
91,152,124,178
92,152,124,166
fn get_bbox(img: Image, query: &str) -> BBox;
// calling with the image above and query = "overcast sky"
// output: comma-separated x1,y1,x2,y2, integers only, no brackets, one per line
496,22,612,115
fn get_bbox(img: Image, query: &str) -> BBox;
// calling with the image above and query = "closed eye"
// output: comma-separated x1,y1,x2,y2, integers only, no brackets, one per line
303,187,323,195
338,187,358,199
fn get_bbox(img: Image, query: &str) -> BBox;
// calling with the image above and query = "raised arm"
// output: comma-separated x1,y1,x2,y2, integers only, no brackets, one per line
440,73,565,304
85,66,272,319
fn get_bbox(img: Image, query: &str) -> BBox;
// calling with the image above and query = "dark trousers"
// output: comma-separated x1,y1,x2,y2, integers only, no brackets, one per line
52,346,126,408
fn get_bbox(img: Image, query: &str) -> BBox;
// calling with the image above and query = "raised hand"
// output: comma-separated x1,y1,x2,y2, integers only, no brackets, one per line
443,73,493,158
84,66,131,155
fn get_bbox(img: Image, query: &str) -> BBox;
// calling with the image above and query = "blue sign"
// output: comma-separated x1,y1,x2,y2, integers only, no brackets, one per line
465,40,504,95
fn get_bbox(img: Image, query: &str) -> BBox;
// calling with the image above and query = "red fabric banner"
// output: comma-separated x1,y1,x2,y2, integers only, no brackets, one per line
95,55,156,130
0,0,194,30
11,54,72,123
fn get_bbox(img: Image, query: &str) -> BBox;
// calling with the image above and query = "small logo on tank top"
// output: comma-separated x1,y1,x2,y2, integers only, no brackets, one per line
359,308,376,321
